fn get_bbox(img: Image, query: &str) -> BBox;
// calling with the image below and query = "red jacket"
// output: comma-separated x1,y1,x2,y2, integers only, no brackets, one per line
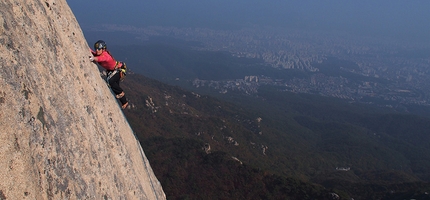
91,50,120,71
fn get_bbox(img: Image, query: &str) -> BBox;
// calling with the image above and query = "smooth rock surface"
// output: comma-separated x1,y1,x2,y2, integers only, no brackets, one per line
0,0,165,199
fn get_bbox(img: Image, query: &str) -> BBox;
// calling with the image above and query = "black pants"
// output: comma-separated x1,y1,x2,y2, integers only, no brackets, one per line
107,71,127,105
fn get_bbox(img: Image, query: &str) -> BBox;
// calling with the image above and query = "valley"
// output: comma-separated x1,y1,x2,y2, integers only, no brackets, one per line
121,73,430,199
82,25,430,199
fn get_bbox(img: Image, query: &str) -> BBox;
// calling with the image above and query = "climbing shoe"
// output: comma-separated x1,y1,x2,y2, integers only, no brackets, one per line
121,102,129,109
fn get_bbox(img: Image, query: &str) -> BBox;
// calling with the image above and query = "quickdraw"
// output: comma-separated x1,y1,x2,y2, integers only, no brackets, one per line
118,62,127,81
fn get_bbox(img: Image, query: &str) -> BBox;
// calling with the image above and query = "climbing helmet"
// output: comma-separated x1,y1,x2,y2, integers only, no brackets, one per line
94,40,107,50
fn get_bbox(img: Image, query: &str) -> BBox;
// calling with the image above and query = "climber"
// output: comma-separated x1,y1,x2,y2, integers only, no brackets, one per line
90,40,129,109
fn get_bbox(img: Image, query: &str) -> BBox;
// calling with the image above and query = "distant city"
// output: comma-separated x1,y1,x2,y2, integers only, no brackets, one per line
98,24,430,107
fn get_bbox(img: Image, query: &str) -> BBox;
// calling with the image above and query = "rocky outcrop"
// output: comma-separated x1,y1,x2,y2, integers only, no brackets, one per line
0,0,165,199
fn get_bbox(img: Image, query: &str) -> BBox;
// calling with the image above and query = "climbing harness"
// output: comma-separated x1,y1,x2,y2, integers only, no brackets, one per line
106,61,127,83
106,70,118,84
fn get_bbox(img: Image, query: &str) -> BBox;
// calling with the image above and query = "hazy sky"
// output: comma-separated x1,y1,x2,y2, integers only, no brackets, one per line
67,0,430,43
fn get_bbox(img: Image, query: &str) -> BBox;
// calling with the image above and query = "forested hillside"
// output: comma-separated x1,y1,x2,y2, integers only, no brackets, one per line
120,73,430,199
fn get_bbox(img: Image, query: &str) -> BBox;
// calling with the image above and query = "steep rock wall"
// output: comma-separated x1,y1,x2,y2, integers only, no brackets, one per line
0,0,165,199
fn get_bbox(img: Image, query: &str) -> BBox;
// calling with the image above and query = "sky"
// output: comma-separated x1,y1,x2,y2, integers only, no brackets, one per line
66,0,430,43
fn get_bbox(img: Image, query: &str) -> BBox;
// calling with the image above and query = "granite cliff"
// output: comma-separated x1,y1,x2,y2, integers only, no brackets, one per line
0,0,165,199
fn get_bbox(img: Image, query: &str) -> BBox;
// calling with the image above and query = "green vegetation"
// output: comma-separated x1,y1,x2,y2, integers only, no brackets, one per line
142,137,332,200
122,74,430,199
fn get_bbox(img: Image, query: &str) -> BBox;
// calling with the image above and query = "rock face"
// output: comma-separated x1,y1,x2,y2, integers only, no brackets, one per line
0,0,165,199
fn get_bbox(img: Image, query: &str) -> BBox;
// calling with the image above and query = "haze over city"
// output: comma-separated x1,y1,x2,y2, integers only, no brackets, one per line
67,1,430,108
